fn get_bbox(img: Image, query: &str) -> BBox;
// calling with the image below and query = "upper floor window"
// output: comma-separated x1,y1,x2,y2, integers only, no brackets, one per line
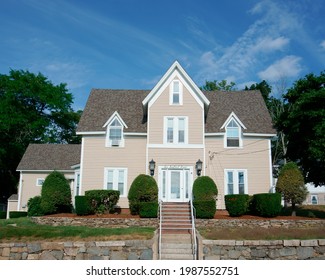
165,117,187,144
106,118,124,147
226,119,240,147
170,80,183,105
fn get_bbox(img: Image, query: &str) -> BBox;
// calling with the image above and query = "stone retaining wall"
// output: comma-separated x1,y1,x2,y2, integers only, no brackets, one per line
200,238,325,260
0,239,156,260
31,217,158,228
196,218,325,229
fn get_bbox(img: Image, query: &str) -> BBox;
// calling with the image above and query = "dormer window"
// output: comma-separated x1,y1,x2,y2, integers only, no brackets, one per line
109,119,122,146
226,119,240,147
104,112,127,147
170,80,183,105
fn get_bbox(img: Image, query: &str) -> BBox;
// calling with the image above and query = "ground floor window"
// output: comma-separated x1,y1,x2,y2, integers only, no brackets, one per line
311,195,318,205
104,168,127,197
225,169,247,195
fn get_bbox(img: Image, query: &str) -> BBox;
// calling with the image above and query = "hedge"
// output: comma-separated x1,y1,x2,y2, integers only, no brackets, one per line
75,196,93,216
139,202,158,218
252,193,282,217
85,190,120,214
225,194,250,217
193,200,216,219
192,176,218,201
9,211,28,219
0,211,6,219
27,196,44,217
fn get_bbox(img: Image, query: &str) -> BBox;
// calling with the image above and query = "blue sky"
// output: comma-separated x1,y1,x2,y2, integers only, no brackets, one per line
1,0,324,109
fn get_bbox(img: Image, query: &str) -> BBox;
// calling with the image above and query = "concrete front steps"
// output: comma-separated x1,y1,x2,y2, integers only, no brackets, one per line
159,202,196,260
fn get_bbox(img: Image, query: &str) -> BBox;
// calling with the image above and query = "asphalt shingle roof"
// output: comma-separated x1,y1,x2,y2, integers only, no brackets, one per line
17,144,81,171
77,89,276,134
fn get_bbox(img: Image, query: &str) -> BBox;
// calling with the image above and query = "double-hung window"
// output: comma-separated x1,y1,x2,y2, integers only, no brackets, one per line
104,168,127,197
170,80,183,105
165,117,187,144
225,170,247,195
106,118,124,147
226,119,240,147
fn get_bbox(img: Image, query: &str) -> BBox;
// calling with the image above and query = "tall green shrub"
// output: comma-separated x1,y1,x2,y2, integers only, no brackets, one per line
128,174,158,215
252,193,282,217
40,171,72,214
27,196,44,216
75,196,93,216
225,194,249,217
192,176,218,218
85,190,120,214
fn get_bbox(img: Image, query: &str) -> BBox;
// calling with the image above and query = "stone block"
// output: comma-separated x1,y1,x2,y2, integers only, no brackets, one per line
128,252,139,260
297,247,314,259
301,240,318,247
27,243,42,253
204,255,220,260
41,242,64,250
110,251,127,260
243,240,260,246
27,254,40,260
39,251,57,260
251,249,267,258
284,240,300,247
87,247,101,256
214,240,236,246
228,250,241,259
318,240,325,246
64,247,79,256
9,253,22,260
140,249,153,260
279,247,296,257
2,247,10,257
268,249,280,259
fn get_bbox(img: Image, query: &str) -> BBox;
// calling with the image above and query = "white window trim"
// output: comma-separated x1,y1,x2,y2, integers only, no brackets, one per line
103,168,128,197
105,118,125,148
163,116,188,145
224,169,248,195
224,118,243,148
36,178,45,187
169,79,183,105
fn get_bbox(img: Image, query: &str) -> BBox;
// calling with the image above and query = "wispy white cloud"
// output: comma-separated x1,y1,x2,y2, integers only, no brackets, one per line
321,40,325,50
258,55,302,82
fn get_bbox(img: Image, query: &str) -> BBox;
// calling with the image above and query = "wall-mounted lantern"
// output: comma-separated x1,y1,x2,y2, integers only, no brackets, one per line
196,159,203,176
149,159,156,176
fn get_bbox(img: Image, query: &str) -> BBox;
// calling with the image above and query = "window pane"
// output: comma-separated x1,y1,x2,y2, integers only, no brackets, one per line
167,118,174,143
173,93,179,104
118,170,124,195
107,170,114,190
171,171,180,199
178,118,185,143
162,171,166,199
110,128,122,140
238,172,245,194
173,81,180,93
111,119,121,127
227,172,234,194
227,127,239,138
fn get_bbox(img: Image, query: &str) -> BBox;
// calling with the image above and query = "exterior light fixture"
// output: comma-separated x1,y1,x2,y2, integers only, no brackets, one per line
196,159,203,176
149,159,156,176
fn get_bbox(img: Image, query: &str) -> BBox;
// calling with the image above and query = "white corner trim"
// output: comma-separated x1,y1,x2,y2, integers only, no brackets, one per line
17,171,23,211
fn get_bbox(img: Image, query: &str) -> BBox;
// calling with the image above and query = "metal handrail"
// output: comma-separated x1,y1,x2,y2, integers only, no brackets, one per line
158,199,163,260
190,197,197,260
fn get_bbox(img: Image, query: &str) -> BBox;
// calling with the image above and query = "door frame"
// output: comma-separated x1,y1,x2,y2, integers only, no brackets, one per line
158,166,193,202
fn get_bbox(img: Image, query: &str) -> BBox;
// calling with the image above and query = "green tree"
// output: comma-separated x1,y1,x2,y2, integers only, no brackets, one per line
200,80,236,91
276,72,325,186
0,69,81,202
276,162,308,215
244,80,272,105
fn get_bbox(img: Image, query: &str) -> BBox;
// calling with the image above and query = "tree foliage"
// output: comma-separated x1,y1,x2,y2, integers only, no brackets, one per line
276,162,308,212
245,80,272,104
0,69,81,201
276,72,325,185
200,80,236,91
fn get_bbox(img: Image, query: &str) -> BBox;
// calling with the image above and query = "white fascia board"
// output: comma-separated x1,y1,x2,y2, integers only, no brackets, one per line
243,133,277,138
220,111,247,130
124,132,147,136
102,111,128,129
17,169,75,173
76,131,105,135
142,61,210,108
205,133,224,137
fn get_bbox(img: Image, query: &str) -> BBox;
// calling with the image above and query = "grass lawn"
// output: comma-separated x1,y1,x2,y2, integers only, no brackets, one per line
0,217,155,242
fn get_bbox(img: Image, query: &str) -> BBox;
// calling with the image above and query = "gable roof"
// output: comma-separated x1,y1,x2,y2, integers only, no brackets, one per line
17,144,81,171
204,90,276,134
77,89,148,133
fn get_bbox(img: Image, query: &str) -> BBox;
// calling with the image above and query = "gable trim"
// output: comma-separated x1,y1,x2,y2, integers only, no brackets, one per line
220,112,247,130
103,111,128,129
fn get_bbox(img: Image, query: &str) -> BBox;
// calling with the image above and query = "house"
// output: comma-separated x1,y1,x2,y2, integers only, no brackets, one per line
12,61,276,215
304,183,325,205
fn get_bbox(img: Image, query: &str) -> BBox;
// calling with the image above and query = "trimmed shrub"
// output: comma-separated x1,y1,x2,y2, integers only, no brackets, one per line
75,196,93,216
9,211,28,219
0,211,6,219
192,176,218,201
128,174,158,215
85,190,120,214
40,171,72,214
27,196,44,217
192,176,218,218
139,202,158,218
225,194,250,217
193,200,216,219
252,193,282,217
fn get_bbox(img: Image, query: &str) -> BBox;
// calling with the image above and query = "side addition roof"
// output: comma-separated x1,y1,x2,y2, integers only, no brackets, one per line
17,144,81,171
204,90,276,135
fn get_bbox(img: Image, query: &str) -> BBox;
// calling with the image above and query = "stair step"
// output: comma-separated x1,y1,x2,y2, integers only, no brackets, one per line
160,253,194,260
161,243,192,249
161,248,193,254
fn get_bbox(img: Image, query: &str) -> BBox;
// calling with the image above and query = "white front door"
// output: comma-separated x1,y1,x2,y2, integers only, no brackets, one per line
159,166,193,202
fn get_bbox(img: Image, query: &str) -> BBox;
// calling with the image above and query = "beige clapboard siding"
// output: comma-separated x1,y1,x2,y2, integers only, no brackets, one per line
19,171,73,211
205,137,272,209
81,135,147,208
149,77,204,145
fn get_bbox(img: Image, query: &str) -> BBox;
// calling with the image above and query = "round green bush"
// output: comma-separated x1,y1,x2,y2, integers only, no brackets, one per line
225,194,249,217
27,196,44,216
193,200,216,219
40,171,72,214
84,190,120,214
193,176,218,200
139,202,158,218
128,174,158,215
252,193,282,217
